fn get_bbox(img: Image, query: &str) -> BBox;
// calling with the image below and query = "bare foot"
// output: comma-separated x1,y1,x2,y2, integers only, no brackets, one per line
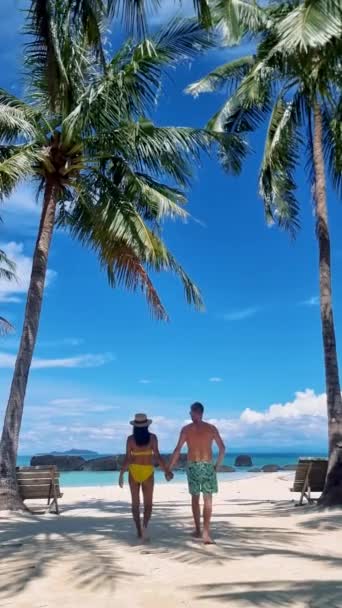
192,529,202,539
202,532,216,545
142,527,150,543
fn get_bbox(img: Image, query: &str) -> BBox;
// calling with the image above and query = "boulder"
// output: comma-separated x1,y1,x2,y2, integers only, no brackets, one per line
283,464,297,471
81,453,188,471
217,465,235,473
262,464,282,473
81,456,121,471
30,454,85,471
248,467,262,473
235,454,253,467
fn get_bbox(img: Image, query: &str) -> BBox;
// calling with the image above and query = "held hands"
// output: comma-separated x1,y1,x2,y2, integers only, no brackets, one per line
165,469,174,482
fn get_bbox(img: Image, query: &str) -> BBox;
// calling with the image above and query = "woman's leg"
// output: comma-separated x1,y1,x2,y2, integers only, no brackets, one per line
129,474,142,538
142,474,154,538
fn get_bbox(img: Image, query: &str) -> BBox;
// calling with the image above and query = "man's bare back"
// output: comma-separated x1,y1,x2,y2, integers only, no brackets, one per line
182,421,219,462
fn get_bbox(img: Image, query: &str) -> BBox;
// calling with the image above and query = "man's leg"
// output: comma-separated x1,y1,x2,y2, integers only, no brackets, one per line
142,475,154,540
129,475,142,538
191,494,201,537
203,494,214,544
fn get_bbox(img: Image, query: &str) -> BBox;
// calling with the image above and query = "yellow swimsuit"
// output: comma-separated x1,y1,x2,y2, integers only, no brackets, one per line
129,447,154,483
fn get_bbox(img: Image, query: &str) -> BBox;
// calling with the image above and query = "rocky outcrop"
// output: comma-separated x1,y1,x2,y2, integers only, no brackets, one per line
282,464,297,471
31,452,197,471
30,454,85,471
217,465,235,473
262,464,282,472
71,453,188,471
81,456,123,471
235,455,253,467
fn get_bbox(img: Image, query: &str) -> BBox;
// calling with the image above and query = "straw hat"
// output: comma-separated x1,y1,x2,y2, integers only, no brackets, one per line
130,413,152,427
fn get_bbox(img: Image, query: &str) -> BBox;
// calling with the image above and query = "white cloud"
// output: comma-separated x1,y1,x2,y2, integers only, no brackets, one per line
302,296,319,307
14,388,329,454
0,352,114,369
0,242,57,303
209,377,223,383
222,307,258,322
240,389,326,423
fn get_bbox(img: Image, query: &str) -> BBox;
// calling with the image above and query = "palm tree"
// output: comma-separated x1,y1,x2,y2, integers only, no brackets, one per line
187,0,342,505
0,250,16,335
0,1,246,510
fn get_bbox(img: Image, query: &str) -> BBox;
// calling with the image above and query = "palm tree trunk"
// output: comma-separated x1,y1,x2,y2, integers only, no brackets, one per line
311,102,342,507
0,179,58,511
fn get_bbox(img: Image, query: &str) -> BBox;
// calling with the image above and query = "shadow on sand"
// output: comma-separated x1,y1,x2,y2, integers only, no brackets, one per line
0,496,342,605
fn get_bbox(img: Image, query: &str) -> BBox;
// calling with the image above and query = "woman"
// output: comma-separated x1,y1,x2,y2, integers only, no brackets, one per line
119,413,172,540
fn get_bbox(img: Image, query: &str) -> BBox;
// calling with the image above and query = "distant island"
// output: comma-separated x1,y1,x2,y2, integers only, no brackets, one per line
48,449,99,456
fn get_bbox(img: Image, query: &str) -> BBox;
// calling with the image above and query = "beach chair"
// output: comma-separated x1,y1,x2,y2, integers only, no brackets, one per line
16,465,63,514
290,458,328,506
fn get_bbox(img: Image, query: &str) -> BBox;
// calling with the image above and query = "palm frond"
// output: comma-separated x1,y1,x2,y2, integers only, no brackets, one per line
206,59,273,132
322,97,342,199
214,131,250,174
213,0,266,44
70,0,106,57
0,148,36,199
193,0,213,28
276,0,342,52
107,0,159,35
259,91,304,235
60,182,201,318
0,316,14,336
186,55,255,97
62,18,214,141
105,246,168,320
0,249,16,282
25,0,70,108
163,249,204,310
0,91,37,142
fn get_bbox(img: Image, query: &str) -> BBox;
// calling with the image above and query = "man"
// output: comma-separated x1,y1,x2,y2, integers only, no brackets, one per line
168,402,225,544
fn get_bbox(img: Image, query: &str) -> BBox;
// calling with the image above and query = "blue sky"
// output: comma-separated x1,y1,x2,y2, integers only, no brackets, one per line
0,0,341,454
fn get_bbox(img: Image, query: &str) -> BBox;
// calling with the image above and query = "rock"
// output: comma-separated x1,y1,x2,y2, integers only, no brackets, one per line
217,465,235,473
81,456,121,471
261,464,282,472
248,467,262,473
30,454,85,471
235,455,253,467
31,451,192,472
282,464,297,471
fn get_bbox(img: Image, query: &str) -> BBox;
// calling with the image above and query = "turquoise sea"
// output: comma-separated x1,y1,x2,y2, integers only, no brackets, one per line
16,452,327,487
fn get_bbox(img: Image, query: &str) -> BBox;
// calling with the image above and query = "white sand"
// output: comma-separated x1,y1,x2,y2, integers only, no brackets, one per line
1,473,342,608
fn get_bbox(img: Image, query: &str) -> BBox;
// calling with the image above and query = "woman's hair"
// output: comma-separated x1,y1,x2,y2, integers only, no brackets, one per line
133,426,151,446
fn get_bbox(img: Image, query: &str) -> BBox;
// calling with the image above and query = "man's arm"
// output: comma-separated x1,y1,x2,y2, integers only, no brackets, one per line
168,428,187,471
213,427,225,471
118,438,131,487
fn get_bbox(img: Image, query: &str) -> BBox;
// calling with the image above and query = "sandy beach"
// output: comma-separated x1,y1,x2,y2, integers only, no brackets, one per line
1,473,342,608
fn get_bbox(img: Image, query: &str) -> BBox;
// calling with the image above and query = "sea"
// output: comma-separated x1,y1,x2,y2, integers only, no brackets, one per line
16,452,327,488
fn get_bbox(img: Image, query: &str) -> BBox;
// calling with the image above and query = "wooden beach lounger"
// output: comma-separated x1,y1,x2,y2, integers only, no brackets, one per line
290,458,328,506
16,465,63,514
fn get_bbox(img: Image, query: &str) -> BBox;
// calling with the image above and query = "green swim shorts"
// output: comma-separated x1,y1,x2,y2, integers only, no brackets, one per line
187,461,218,496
